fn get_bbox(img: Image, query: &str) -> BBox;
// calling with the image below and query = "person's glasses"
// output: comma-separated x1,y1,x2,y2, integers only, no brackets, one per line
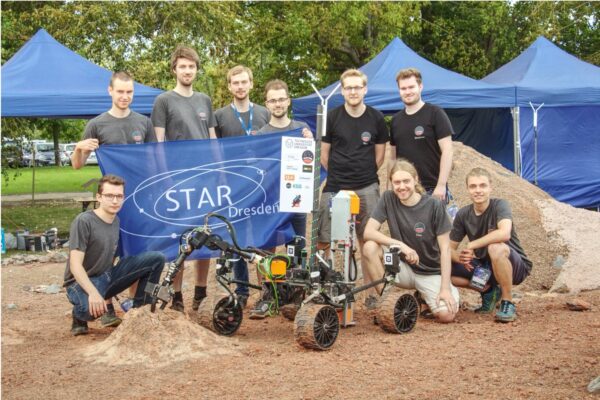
102,194,125,202
343,86,364,93
266,97,289,105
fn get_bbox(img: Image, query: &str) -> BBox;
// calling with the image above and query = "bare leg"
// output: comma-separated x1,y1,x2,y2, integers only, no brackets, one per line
361,240,385,295
488,243,513,301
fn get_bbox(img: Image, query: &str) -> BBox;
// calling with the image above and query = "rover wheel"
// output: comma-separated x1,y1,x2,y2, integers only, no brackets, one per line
376,292,418,333
196,295,243,336
294,304,339,350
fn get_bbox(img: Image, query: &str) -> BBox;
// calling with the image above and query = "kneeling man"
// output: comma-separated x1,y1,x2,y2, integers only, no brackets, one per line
450,167,532,322
64,175,166,335
362,159,459,323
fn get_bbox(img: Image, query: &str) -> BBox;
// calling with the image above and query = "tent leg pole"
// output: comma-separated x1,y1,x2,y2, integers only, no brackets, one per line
511,107,521,176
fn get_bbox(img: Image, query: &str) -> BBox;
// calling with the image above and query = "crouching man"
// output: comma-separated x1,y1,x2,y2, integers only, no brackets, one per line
450,167,532,322
64,174,165,336
362,159,459,323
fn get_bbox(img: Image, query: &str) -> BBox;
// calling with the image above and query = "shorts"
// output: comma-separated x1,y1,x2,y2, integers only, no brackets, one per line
317,182,380,243
394,262,460,314
451,247,530,286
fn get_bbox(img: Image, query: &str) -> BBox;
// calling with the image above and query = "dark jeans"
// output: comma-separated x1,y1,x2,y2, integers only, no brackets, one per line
233,258,249,296
66,251,166,321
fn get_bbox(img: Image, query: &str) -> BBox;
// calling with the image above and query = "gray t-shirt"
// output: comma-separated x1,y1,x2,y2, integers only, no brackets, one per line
371,192,452,275
63,211,120,286
450,198,532,271
151,90,216,141
84,111,156,144
256,119,309,135
215,103,270,138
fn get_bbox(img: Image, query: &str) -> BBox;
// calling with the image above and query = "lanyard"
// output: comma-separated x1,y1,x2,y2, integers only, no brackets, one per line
230,102,254,135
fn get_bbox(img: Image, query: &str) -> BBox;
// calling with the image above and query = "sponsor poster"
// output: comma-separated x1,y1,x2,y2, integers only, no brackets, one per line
279,136,315,213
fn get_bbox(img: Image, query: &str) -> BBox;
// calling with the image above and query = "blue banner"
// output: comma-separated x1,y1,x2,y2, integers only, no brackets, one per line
97,131,303,261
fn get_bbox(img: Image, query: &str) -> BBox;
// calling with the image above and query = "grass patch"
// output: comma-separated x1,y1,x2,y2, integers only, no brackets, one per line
1,165,101,195
1,201,80,238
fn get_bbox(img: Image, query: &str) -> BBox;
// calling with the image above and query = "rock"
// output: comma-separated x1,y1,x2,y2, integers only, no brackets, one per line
44,284,62,294
7,303,18,310
588,376,600,393
24,255,39,263
49,252,68,263
566,299,592,311
550,283,570,294
553,255,566,269
38,256,51,263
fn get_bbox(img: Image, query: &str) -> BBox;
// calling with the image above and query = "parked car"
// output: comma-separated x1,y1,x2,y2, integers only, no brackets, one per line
22,142,70,166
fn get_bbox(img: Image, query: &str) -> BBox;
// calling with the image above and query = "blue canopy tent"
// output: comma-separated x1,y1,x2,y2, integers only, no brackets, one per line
483,37,600,208
292,37,517,170
1,29,163,118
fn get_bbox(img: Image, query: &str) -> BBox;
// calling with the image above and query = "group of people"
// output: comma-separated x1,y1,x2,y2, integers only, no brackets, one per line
63,45,532,336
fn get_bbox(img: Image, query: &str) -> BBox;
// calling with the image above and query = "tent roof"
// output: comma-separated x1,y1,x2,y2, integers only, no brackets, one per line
293,37,515,120
483,36,600,107
1,29,163,118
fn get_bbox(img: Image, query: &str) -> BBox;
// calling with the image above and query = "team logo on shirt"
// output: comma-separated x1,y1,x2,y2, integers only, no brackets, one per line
198,111,207,120
360,131,372,145
414,222,426,237
414,126,424,138
302,150,314,164
131,130,142,143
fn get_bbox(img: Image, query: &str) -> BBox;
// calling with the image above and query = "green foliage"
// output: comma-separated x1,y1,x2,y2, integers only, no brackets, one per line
1,201,80,237
1,165,101,195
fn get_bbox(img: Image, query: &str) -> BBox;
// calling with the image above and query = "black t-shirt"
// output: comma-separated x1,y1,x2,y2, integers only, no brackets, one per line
450,198,533,271
323,105,389,192
390,103,454,191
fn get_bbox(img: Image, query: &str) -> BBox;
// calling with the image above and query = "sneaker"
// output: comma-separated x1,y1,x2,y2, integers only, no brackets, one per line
170,299,185,312
192,297,205,311
414,291,435,320
237,295,249,309
71,315,89,336
249,300,272,320
495,300,517,322
475,285,501,314
364,294,379,311
100,309,122,328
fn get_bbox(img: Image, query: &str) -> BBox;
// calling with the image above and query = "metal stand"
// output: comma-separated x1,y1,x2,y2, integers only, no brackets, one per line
529,102,544,186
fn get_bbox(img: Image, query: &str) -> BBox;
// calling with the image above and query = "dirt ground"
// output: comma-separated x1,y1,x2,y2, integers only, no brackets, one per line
2,261,599,399
2,142,600,399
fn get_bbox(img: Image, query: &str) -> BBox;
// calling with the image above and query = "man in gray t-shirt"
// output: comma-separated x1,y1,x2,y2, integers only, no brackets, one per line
64,175,165,336
71,71,156,169
150,46,217,312
215,65,269,138
362,159,459,323
450,167,532,323
212,65,271,308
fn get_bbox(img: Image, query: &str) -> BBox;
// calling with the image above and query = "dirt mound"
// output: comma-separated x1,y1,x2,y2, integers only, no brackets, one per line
537,199,600,293
83,306,241,367
449,142,580,290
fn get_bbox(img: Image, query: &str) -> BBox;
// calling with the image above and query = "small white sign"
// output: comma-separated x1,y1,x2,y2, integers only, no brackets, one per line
279,136,315,213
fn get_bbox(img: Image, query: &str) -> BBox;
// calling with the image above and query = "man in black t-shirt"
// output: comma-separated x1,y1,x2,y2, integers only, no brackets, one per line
319,69,389,292
390,68,454,202
450,167,532,323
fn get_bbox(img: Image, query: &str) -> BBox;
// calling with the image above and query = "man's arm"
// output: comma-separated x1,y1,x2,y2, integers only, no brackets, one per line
450,240,461,264
386,144,397,189
71,139,98,170
208,127,217,139
154,127,166,142
375,143,386,169
321,141,331,170
433,136,453,201
69,250,107,318
467,219,512,251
